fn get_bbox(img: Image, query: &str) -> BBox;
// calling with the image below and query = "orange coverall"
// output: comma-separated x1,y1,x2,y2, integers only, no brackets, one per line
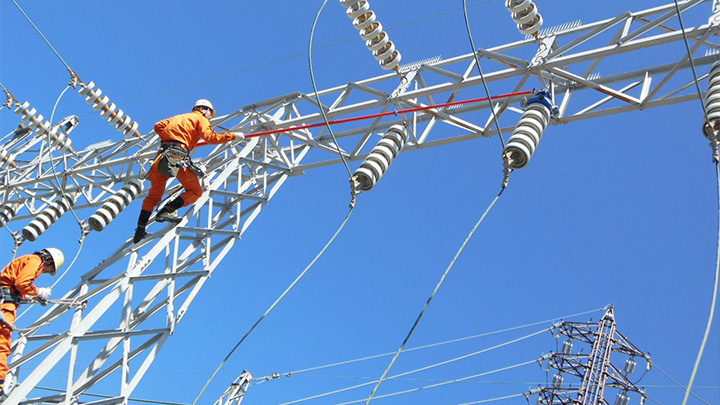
0,254,44,380
142,110,236,212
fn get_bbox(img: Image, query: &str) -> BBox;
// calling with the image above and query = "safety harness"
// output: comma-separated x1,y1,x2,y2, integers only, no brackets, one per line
155,140,205,178
0,286,21,331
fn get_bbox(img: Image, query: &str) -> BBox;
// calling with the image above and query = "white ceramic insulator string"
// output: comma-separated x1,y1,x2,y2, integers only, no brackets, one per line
505,0,543,36
21,193,77,241
88,179,144,232
340,0,402,71
352,124,408,191
77,81,141,138
504,91,552,169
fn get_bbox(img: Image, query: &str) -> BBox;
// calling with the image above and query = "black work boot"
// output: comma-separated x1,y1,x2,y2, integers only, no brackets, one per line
133,209,151,244
156,197,184,224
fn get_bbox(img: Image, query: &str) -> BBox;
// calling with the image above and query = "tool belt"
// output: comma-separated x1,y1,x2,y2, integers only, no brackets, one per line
0,286,20,305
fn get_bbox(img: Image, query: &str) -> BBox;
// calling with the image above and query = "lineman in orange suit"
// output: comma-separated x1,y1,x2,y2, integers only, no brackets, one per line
133,99,245,243
0,248,63,395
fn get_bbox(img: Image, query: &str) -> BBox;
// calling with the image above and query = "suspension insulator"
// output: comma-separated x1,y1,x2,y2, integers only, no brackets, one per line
21,193,77,242
88,179,144,232
340,0,402,72
12,101,76,153
352,124,408,191
506,0,543,36
0,203,19,227
78,81,141,138
703,60,720,140
551,373,563,389
504,90,553,169
0,147,16,169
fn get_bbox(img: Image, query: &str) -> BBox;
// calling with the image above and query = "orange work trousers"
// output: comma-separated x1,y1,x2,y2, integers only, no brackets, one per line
141,164,203,212
0,302,17,380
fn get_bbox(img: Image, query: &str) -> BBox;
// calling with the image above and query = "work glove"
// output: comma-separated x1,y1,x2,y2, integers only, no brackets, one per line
34,287,52,300
233,132,246,141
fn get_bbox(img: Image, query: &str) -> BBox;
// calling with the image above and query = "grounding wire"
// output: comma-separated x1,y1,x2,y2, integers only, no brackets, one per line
276,355,540,405
672,1,720,404
461,0,508,152
654,363,712,405
364,187,505,405
10,0,72,71
191,208,354,405
253,305,607,382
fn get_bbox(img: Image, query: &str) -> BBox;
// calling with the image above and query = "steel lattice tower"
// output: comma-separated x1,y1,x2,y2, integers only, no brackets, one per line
0,1,717,404
535,307,651,405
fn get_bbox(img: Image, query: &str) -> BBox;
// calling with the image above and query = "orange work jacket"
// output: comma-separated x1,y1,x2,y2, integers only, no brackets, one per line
154,111,235,151
0,255,43,298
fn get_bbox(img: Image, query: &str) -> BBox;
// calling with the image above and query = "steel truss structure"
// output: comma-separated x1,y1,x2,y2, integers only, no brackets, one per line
535,307,652,405
0,1,717,404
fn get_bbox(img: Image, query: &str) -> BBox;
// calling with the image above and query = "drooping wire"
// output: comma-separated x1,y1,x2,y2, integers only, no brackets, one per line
309,0,353,178
672,2,720,403
364,189,505,404
462,0,508,153
9,0,72,71
191,208,354,405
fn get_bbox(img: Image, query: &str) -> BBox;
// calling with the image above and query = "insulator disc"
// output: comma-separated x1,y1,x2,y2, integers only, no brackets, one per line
362,157,387,181
108,109,125,125
353,11,376,31
78,81,96,96
93,96,110,111
22,224,41,242
379,50,402,71
0,204,18,226
518,13,543,35
505,0,532,13
346,0,370,19
100,102,117,118
373,41,396,62
353,167,376,191
360,21,383,41
705,61,720,122
366,31,389,52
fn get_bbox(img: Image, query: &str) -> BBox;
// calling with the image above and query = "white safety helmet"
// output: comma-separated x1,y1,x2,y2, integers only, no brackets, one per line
43,247,64,275
193,99,216,117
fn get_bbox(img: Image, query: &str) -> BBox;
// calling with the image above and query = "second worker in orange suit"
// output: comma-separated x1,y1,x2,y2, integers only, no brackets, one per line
133,99,244,243
0,248,64,395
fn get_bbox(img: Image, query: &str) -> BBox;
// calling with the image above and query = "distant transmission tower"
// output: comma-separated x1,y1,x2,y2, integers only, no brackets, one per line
535,307,652,405
213,371,252,405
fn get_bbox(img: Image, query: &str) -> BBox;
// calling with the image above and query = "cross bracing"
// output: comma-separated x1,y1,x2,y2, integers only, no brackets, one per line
0,1,717,404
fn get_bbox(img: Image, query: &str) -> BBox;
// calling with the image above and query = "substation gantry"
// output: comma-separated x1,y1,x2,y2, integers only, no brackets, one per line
0,1,718,404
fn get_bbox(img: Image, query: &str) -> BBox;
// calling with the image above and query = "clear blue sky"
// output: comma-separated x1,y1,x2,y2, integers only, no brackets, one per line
1,1,719,404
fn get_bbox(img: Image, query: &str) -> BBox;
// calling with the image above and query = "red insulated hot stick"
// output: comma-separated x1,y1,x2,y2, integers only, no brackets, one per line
198,90,533,145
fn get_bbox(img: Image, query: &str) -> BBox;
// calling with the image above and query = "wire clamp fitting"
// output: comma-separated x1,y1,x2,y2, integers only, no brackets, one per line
349,175,360,209
702,121,720,163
